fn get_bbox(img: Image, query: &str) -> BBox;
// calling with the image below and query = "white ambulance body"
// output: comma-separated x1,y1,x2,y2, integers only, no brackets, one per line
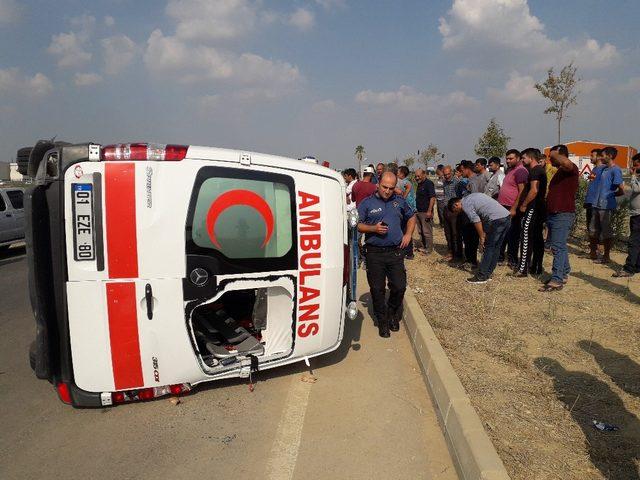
26,141,355,407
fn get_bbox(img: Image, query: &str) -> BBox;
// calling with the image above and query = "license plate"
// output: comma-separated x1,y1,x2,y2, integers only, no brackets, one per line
72,183,95,261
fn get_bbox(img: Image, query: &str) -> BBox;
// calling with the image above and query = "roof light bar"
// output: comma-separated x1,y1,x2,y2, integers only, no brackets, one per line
101,143,188,161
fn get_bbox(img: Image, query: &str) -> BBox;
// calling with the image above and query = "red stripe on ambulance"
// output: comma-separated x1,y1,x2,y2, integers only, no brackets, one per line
105,162,139,278
297,192,321,338
106,282,144,390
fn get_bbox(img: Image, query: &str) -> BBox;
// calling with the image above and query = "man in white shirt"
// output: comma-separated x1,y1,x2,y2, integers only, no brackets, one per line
343,168,358,212
484,157,505,199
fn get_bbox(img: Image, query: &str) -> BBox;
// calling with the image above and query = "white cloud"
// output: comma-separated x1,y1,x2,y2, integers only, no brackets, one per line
288,8,315,31
47,15,96,69
0,0,21,23
104,15,115,27
144,30,301,96
102,35,138,75
0,68,53,96
439,0,619,70
69,14,96,39
165,0,259,42
355,85,478,112
488,71,539,102
314,0,346,9
48,31,92,68
617,77,640,93
312,99,337,113
74,72,103,86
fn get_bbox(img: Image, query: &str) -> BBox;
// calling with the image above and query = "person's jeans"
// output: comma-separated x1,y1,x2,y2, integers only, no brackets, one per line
436,199,446,226
623,215,640,274
547,212,575,284
478,217,511,280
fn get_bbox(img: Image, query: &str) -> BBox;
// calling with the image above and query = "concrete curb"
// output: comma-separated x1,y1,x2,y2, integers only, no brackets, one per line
403,288,511,480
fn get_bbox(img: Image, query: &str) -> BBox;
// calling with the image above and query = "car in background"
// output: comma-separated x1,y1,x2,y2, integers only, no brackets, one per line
0,186,25,251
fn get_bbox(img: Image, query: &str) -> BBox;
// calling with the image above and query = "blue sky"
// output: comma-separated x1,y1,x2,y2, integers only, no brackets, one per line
1,0,639,168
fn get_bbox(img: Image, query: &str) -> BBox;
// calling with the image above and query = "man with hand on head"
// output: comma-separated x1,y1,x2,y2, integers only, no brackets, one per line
357,172,416,338
542,144,579,291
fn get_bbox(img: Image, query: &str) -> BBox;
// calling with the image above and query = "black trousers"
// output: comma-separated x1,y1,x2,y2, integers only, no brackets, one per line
444,207,462,258
518,207,545,274
458,212,479,265
365,247,406,326
500,206,520,264
623,215,640,274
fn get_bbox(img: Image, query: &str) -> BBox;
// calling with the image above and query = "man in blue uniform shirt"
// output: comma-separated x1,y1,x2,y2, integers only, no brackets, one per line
357,172,416,338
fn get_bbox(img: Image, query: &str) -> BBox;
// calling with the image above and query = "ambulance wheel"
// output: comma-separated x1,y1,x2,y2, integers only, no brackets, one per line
29,341,36,371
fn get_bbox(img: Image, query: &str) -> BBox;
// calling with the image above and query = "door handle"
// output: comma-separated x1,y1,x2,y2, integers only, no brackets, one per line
145,283,153,320
5,213,11,217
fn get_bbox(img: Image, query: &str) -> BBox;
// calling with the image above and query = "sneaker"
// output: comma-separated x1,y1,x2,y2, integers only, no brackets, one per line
467,275,490,284
405,254,415,260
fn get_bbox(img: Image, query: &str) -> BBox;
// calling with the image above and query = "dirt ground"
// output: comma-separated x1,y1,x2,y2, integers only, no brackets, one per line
406,226,640,480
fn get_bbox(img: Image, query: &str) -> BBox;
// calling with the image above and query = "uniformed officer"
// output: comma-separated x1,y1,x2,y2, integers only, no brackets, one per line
357,171,416,338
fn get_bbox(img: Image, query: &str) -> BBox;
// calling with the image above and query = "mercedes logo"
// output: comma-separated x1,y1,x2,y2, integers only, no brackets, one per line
189,268,209,287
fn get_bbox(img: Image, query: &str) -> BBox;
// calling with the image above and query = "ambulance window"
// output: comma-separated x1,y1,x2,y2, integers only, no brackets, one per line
191,177,293,259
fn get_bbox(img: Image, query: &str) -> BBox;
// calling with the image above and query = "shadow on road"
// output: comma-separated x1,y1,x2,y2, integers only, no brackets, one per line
578,341,640,399
535,356,640,479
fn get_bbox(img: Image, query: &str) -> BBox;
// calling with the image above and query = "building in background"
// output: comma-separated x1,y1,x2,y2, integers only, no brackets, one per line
0,163,24,182
544,141,637,175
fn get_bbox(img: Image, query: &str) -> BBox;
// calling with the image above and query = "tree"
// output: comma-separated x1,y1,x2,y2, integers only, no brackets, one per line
474,118,511,159
354,145,365,175
535,63,580,144
420,143,439,169
403,156,415,168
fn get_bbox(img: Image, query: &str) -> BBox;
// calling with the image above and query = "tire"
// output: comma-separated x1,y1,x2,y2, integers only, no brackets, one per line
29,340,36,371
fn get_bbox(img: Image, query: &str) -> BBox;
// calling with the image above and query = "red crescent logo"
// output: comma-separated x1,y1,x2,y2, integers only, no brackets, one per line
206,189,274,249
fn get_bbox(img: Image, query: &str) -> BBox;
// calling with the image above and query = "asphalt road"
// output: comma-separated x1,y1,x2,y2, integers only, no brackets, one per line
0,247,457,480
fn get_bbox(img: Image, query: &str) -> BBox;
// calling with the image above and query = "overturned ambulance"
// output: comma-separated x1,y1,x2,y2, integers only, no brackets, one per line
25,140,357,407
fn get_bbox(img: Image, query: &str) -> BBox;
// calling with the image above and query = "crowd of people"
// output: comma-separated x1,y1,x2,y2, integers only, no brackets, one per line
345,147,640,337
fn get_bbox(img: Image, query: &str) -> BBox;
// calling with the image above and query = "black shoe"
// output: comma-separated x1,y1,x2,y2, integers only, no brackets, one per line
466,275,490,284
378,323,390,338
405,254,414,260
389,317,400,332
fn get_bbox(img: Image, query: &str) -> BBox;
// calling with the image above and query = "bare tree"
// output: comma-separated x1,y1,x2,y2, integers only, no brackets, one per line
403,156,415,168
535,63,580,144
420,143,439,170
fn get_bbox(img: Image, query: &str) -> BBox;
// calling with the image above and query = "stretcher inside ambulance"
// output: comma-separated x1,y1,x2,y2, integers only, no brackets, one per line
25,140,357,407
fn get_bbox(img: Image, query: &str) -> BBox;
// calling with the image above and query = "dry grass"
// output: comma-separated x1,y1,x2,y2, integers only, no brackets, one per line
406,228,640,479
